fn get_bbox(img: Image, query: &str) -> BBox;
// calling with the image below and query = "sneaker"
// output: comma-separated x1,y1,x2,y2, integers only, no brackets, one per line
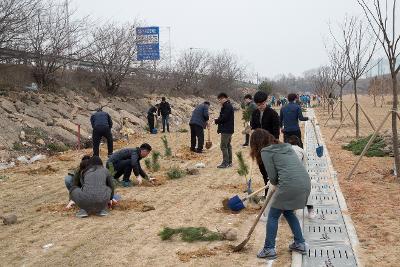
122,180,133,187
76,209,88,218
195,149,204,154
190,147,196,152
307,208,316,219
289,242,307,255
227,163,233,167
97,209,108,216
257,248,277,259
217,163,229,169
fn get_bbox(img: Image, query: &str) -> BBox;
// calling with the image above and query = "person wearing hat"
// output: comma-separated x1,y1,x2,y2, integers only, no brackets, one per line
90,108,113,157
250,91,280,196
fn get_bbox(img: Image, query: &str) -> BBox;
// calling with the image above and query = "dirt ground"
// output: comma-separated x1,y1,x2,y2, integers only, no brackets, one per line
0,111,294,266
316,94,400,267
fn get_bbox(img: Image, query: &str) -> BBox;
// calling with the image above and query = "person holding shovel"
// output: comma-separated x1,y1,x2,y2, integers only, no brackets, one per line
250,129,310,260
242,94,257,147
280,93,308,148
189,101,210,153
147,104,160,134
215,93,234,168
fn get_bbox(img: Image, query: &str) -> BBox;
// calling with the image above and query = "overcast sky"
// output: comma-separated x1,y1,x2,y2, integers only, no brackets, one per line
76,0,363,78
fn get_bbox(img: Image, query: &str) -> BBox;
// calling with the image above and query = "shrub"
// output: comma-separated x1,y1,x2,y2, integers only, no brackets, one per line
12,142,23,151
159,227,223,242
177,128,188,133
342,135,386,157
47,143,69,152
166,166,186,179
236,151,249,176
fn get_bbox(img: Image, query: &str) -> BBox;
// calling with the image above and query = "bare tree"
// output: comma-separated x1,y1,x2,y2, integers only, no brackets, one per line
328,44,351,120
174,49,209,95
334,16,377,137
358,0,400,178
368,76,388,106
22,0,89,88
205,50,244,94
87,22,138,94
0,0,38,48
308,66,336,111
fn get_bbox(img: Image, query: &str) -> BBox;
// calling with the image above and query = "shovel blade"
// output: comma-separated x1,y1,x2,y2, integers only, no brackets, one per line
232,237,250,252
228,195,245,211
316,145,324,157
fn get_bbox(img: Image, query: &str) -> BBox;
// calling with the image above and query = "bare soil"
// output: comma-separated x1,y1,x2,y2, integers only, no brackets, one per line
316,95,399,267
0,112,293,266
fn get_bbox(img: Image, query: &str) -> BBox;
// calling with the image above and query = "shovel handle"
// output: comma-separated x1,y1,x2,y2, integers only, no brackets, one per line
207,126,211,142
310,119,320,145
242,184,269,201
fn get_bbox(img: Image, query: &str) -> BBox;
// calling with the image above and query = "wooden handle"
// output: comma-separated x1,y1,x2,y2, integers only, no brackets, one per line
311,120,320,145
245,187,275,239
207,127,211,141
243,184,268,200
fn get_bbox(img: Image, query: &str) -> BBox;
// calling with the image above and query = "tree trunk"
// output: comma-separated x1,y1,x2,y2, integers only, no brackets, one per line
340,86,344,121
354,79,360,138
391,75,400,180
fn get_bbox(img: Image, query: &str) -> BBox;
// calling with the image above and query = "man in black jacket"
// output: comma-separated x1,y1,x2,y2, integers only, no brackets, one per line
158,97,171,133
250,91,280,196
90,108,113,157
214,93,234,168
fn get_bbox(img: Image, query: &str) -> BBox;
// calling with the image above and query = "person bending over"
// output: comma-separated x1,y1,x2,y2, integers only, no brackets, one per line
106,143,154,187
250,129,310,260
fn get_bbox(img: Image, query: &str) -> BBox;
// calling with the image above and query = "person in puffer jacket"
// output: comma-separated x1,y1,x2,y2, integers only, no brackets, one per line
189,101,210,153
90,108,113,156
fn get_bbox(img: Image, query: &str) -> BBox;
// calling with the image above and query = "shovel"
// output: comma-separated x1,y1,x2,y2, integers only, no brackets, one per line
233,187,275,252
311,119,324,157
205,126,212,149
222,184,268,211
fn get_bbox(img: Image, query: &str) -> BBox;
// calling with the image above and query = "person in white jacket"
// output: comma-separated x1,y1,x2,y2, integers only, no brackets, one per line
288,135,316,219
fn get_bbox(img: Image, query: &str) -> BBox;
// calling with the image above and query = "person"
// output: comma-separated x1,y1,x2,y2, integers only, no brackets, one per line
287,135,315,219
64,155,91,209
106,144,153,187
250,129,310,260
214,92,234,168
242,94,257,147
189,101,210,153
158,97,171,133
147,104,159,134
70,156,115,218
90,108,113,157
250,91,280,196
280,93,309,148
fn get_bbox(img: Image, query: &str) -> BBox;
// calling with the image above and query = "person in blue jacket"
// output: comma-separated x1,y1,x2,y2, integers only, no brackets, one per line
90,108,113,156
189,101,210,153
280,93,308,148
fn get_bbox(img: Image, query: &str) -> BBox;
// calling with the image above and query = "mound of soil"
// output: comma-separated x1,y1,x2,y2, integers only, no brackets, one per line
112,199,155,212
176,245,232,263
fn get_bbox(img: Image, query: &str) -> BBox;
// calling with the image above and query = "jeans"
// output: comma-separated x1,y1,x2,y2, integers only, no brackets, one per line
162,115,170,132
111,159,132,182
244,133,250,145
190,124,204,151
220,133,232,165
64,174,74,191
283,129,303,148
264,207,305,249
92,126,113,156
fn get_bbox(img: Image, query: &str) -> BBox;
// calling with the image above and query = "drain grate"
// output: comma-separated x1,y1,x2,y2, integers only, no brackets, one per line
310,194,337,206
311,184,333,192
303,244,357,267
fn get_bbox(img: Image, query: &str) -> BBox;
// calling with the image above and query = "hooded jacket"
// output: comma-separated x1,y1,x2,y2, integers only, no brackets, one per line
107,148,148,178
250,107,280,139
189,103,209,128
261,143,310,210
215,100,234,134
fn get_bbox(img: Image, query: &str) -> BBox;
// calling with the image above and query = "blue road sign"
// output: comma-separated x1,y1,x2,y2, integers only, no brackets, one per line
136,26,160,61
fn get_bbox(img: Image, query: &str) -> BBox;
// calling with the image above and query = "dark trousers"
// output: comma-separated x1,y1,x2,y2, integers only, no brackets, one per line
220,134,232,164
147,115,155,133
258,161,270,196
162,115,170,132
244,134,250,145
283,129,303,148
112,159,132,182
190,124,205,151
92,126,113,156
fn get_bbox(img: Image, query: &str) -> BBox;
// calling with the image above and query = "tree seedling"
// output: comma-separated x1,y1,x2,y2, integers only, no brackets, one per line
161,135,172,157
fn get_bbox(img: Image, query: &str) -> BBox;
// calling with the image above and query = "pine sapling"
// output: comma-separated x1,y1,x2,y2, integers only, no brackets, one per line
236,151,249,177
151,151,161,171
161,135,172,157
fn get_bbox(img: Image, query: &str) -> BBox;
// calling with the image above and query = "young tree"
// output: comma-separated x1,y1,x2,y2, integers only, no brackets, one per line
87,22,138,94
358,0,400,178
335,16,377,137
368,76,386,107
328,44,350,120
258,80,274,95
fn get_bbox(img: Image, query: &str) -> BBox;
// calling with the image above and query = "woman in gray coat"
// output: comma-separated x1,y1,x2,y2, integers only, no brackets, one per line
250,129,310,260
70,156,115,218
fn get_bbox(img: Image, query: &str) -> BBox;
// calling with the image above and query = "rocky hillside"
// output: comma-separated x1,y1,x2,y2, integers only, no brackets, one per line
0,89,228,164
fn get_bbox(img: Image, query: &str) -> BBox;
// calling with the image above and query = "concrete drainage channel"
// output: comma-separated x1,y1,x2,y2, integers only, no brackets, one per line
292,109,360,267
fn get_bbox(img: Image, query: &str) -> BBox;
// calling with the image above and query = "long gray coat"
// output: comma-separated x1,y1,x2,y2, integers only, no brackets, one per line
70,166,114,213
261,143,310,210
